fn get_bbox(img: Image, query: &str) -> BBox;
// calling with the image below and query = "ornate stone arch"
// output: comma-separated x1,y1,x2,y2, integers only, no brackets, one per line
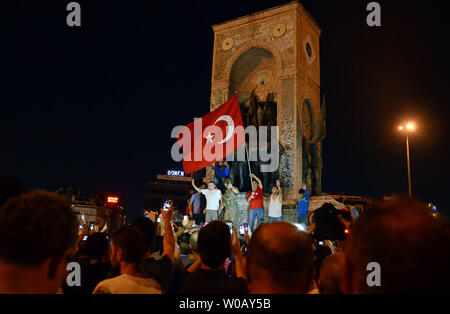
224,40,283,95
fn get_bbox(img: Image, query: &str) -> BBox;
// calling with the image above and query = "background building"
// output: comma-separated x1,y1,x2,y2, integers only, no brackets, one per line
145,172,193,213
56,187,127,236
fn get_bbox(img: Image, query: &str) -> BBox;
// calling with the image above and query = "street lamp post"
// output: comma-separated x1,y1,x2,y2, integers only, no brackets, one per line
398,122,416,197
405,133,412,197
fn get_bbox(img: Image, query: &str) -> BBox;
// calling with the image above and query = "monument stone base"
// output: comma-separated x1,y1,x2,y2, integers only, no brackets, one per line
222,193,345,232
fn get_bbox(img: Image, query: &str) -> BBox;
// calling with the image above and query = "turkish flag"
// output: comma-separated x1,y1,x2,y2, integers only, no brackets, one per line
177,94,245,174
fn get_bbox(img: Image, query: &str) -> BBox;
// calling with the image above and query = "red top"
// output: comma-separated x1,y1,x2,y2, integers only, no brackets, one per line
247,187,264,210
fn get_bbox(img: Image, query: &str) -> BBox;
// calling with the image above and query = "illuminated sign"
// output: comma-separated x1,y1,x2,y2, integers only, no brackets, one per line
107,196,119,203
167,170,184,176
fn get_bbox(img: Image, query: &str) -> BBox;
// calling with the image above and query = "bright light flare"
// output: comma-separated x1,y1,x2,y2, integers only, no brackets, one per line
107,196,119,203
406,122,416,131
398,121,417,133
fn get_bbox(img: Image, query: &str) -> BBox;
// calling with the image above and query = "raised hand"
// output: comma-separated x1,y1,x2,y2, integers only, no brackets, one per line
231,226,240,256
162,200,174,223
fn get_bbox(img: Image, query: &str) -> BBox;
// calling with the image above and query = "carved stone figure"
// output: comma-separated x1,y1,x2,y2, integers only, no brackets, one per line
302,96,326,195
229,90,279,193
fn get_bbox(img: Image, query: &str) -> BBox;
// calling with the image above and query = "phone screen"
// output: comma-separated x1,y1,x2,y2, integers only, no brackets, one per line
163,201,170,211
239,225,245,235
225,222,233,234
82,235,88,241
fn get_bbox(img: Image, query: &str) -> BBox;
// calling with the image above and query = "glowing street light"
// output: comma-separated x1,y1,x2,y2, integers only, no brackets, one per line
398,121,417,197
406,122,416,131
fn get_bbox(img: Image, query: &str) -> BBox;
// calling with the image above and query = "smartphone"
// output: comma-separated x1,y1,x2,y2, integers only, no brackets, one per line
239,224,245,235
244,223,248,233
319,241,324,245
183,215,188,221
89,223,95,231
82,235,88,241
78,225,83,230
157,217,161,223
163,201,170,211
225,221,233,234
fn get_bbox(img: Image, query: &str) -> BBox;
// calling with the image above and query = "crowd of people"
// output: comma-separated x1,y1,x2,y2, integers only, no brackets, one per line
0,175,449,294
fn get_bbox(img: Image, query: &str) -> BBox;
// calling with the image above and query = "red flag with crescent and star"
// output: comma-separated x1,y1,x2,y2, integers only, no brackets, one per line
177,94,245,174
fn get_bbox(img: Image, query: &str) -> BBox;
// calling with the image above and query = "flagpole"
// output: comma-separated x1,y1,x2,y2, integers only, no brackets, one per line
245,142,252,182
235,89,253,186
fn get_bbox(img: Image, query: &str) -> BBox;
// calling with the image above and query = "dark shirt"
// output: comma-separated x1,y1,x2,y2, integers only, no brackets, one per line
178,268,248,294
141,255,174,292
62,261,111,294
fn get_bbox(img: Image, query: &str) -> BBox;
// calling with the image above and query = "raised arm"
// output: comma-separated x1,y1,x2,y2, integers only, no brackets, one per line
302,183,310,201
231,226,246,281
191,178,201,193
276,179,282,202
226,182,239,194
250,173,263,189
161,201,175,262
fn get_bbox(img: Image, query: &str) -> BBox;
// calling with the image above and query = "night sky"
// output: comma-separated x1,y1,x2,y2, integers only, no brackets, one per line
2,0,448,221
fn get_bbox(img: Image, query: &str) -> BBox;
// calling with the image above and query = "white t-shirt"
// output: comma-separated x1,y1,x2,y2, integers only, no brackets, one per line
201,189,222,211
268,194,282,218
93,274,162,294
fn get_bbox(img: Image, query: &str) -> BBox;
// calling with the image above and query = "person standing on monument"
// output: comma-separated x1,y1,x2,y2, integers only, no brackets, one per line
214,161,230,192
296,183,310,226
192,179,223,223
223,177,242,228
189,187,205,226
247,174,265,232
268,180,282,222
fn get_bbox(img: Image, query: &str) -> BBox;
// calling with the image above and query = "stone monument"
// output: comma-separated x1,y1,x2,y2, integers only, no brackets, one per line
208,1,325,222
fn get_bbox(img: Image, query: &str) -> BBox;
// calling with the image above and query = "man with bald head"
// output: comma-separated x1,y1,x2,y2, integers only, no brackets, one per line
345,197,450,293
318,252,346,294
246,222,313,293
